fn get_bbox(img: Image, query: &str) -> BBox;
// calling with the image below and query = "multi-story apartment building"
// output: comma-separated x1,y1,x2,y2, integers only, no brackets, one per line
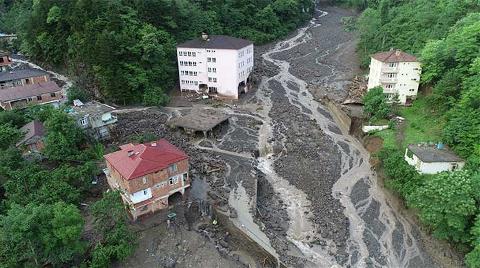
176,33,254,99
367,49,421,105
104,139,190,220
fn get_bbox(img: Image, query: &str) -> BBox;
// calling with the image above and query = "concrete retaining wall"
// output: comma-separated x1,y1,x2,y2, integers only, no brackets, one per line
323,99,352,134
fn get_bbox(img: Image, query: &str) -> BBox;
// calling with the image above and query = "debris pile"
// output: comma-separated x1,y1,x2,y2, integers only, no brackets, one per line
342,75,367,104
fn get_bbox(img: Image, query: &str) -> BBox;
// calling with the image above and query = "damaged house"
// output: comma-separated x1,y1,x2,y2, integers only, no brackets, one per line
69,100,117,140
104,139,190,220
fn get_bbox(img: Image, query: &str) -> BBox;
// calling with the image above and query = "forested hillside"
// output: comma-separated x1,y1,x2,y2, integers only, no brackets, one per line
0,0,314,105
341,0,480,266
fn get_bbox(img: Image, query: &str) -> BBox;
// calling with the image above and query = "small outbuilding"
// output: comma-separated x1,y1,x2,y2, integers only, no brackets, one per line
16,120,45,154
404,144,465,174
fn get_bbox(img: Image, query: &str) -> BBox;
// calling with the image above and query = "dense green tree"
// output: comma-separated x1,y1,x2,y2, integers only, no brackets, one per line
409,171,480,243
0,202,85,267
0,123,21,150
362,86,391,121
467,215,480,268
90,191,135,268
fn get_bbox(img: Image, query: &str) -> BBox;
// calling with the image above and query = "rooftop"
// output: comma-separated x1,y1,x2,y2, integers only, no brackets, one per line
16,120,45,146
372,49,418,63
0,68,49,82
177,35,253,50
104,139,188,180
168,109,230,132
407,144,464,163
0,81,61,102
0,50,9,57
69,101,116,117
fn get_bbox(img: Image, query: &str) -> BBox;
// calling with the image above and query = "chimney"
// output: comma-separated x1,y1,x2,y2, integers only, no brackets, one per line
201,32,209,41
151,142,157,147
127,150,135,157
389,47,394,51
395,49,401,56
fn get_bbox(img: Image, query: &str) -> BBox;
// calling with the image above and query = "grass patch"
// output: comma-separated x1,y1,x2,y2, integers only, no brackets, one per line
369,118,389,126
372,128,396,150
399,97,444,148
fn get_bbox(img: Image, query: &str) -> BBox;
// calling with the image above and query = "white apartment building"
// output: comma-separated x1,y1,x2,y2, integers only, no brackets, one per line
176,33,254,99
367,49,421,105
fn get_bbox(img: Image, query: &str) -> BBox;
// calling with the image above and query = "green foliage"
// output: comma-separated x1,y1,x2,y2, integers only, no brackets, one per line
67,86,91,104
363,86,391,121
467,216,480,268
0,123,21,150
43,109,86,161
378,148,422,199
0,202,85,267
409,171,480,243
2,0,314,105
0,110,27,128
90,191,135,267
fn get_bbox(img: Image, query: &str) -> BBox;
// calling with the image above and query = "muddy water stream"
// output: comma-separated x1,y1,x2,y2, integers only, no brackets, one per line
254,7,433,268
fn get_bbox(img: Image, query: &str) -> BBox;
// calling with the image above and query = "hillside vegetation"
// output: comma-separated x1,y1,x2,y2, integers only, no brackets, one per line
0,0,314,105
342,0,480,266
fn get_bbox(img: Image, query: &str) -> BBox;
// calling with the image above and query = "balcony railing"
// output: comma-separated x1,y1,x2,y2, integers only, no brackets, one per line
380,77,398,83
381,66,399,73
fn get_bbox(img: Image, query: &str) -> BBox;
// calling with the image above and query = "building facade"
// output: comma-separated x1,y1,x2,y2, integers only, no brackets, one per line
0,68,50,89
176,34,254,99
367,49,421,105
404,144,465,174
69,101,117,140
0,51,12,72
0,81,63,110
104,139,190,220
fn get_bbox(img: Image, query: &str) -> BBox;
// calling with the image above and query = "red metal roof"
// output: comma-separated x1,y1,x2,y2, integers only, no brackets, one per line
104,139,188,180
371,50,418,63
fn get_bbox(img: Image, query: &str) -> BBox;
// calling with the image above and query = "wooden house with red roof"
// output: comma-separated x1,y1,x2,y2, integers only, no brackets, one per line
104,139,190,220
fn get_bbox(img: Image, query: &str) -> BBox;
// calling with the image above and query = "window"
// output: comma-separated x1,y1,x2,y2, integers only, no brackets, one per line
169,176,179,185
188,52,192,56
213,78,217,83
189,71,193,76
212,58,216,63
385,84,394,89
143,189,148,195
193,62,197,66
194,81,198,85
142,177,147,184
194,72,197,76
182,173,188,182
27,97,33,102
208,67,212,72
37,95,42,101
179,61,183,66
387,73,396,78
388,62,398,67
207,57,211,62
178,51,182,56
169,164,177,173
409,89,415,92
80,117,88,126
212,68,216,73
192,52,196,57
208,77,212,82
209,87,217,93
188,62,192,66
50,93,56,97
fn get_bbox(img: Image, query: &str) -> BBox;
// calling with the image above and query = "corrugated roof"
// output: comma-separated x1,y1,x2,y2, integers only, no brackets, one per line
177,35,253,50
0,81,61,102
0,68,48,82
408,144,464,163
371,50,418,63
70,101,115,117
16,120,45,146
104,139,188,180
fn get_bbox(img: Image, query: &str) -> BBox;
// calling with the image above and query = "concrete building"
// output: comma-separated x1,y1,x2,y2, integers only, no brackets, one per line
404,144,465,174
16,120,45,154
0,51,12,72
0,68,50,89
104,139,190,220
69,100,117,140
0,81,63,110
176,34,254,99
367,49,421,105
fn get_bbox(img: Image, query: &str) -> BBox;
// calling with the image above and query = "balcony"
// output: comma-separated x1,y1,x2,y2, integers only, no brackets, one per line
381,66,399,73
380,77,398,84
